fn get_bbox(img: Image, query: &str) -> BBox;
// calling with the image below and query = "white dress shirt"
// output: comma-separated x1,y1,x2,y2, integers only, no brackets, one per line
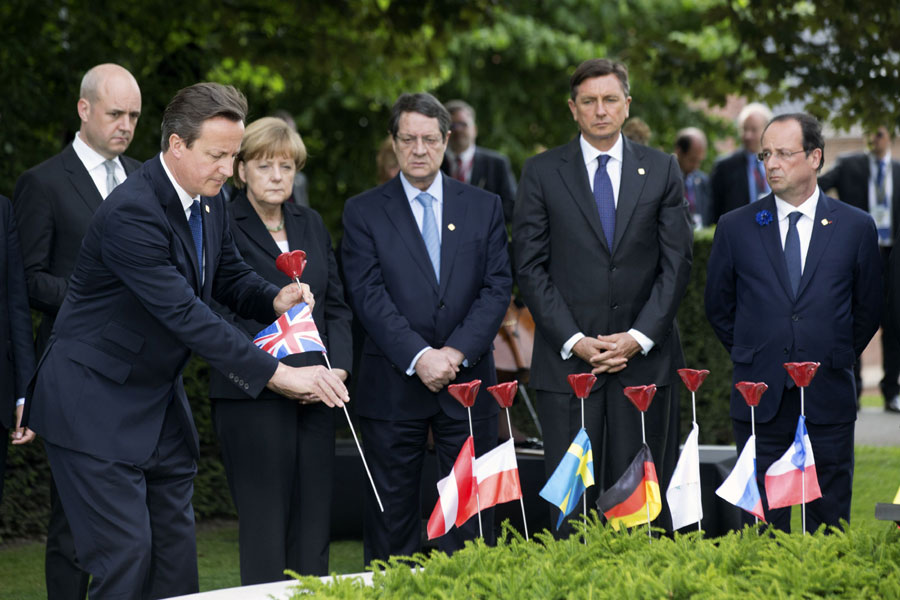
560,133,653,360
159,154,205,278
72,132,126,199
775,187,820,273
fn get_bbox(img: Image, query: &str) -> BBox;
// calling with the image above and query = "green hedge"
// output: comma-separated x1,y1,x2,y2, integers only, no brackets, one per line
289,520,900,599
0,231,731,541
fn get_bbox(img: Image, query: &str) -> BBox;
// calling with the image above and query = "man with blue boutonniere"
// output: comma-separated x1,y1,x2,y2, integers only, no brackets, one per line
705,113,882,532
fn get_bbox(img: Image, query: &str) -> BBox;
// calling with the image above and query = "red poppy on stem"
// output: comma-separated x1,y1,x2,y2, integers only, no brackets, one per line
623,384,657,412
276,250,308,280
567,373,597,399
487,381,517,409
735,381,768,407
448,380,481,408
783,362,820,388
677,368,710,393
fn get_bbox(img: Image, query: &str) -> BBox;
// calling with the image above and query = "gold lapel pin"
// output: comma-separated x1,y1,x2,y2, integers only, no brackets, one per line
821,218,832,226
448,223,456,231
205,205,210,213
638,168,645,175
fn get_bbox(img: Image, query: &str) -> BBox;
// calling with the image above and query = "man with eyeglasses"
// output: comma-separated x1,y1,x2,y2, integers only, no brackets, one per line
706,113,882,532
440,99,517,225
819,126,900,413
342,92,511,563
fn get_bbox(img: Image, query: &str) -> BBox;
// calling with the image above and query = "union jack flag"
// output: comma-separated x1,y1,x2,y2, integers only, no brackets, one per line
253,302,326,358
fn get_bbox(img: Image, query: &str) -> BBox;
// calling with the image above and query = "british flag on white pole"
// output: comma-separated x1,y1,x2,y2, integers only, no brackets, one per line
253,302,326,358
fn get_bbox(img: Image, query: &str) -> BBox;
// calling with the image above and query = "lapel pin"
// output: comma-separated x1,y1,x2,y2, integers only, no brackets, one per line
638,168,645,175
821,218,832,226
448,223,456,231
205,204,210,213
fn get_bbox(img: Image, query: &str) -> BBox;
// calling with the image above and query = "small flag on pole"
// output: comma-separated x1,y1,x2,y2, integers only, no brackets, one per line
458,439,523,525
666,423,703,530
539,428,594,528
716,435,765,522
253,302,326,357
597,443,661,530
764,416,822,509
427,437,476,539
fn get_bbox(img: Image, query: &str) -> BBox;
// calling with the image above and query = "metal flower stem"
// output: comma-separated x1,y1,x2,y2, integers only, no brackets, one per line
692,390,701,532
751,405,758,526
322,353,383,513
292,276,304,296
641,411,651,541
581,395,587,537
691,390,697,425
505,407,529,540
801,386,806,535
467,406,483,538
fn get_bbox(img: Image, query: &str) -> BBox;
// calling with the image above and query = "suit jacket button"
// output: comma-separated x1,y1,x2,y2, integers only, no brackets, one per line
792,314,800,321
439,301,446,309
611,303,619,310
610,265,617,272
243,383,250,390
783,348,789,354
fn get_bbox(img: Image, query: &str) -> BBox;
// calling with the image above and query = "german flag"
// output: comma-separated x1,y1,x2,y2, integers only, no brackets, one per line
596,444,661,530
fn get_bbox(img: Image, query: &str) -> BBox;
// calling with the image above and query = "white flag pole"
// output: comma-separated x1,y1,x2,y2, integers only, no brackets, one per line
322,352,383,513
751,405,758,526
581,395,587,537
800,387,807,535
467,407,484,538
641,411,651,541
505,407,529,541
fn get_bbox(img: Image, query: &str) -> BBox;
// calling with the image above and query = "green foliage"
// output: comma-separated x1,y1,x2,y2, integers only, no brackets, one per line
288,520,900,599
678,227,734,444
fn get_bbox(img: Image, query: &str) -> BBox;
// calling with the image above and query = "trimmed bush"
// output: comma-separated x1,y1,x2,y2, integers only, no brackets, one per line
289,520,900,599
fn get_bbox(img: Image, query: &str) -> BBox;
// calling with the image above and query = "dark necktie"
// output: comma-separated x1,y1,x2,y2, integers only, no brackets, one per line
416,192,440,281
753,162,768,199
784,211,802,296
455,156,465,182
594,154,615,250
684,175,696,214
189,200,204,276
876,159,887,206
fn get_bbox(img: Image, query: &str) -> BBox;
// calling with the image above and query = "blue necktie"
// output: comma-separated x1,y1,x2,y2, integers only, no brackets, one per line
415,192,440,281
189,200,203,276
593,155,615,250
784,211,802,296
876,159,887,206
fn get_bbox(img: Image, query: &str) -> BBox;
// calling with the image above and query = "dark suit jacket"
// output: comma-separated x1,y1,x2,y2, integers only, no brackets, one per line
705,193,882,425
209,190,352,399
710,150,756,224
0,196,35,429
341,175,512,421
818,152,900,234
513,136,693,394
12,143,142,353
26,156,282,463
442,146,517,224
684,169,712,227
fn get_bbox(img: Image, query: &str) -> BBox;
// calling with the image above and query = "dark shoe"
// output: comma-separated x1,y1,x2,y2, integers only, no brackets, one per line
515,437,543,450
886,396,900,413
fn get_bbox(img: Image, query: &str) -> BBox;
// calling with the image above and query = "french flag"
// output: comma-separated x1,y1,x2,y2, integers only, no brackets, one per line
716,434,766,522
426,437,476,539
765,416,823,509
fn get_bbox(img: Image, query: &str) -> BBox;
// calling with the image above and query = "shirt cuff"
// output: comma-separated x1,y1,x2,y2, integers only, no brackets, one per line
407,346,432,376
561,333,585,360
628,328,654,355
15,398,25,407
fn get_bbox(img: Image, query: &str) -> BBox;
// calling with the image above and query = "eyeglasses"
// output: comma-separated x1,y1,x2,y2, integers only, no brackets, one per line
757,149,809,163
395,134,445,149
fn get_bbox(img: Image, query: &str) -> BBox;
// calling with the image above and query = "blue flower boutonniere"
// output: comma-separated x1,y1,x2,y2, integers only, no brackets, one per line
756,210,773,226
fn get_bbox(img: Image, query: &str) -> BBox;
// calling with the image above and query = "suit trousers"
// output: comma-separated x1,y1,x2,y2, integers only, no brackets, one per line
538,381,679,536
45,475,90,600
45,400,198,600
879,246,900,400
359,410,498,565
733,386,854,533
212,397,335,583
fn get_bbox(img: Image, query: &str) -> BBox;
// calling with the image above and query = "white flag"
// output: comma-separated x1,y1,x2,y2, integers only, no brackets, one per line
666,423,703,530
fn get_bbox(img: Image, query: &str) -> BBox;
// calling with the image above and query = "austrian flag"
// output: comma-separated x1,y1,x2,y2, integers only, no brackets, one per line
253,302,326,358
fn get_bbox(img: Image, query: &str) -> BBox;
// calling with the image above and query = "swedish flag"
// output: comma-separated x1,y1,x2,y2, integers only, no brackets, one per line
539,428,595,528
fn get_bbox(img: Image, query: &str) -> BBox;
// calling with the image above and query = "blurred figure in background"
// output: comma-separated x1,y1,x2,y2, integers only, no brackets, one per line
622,117,652,145
674,127,711,229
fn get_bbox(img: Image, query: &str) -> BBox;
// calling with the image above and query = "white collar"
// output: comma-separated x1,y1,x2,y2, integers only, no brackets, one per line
72,132,119,172
775,186,820,222
399,170,444,204
159,153,198,213
579,132,624,167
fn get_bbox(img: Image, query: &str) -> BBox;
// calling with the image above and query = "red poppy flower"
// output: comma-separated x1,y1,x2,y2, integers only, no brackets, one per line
783,362,820,388
567,373,597,399
677,368,710,393
448,380,481,407
735,381,768,407
623,384,657,412
487,381,517,408
276,250,308,280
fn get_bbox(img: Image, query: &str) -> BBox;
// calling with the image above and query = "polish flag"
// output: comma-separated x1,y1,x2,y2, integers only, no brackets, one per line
426,437,476,539
765,415,823,509
457,439,523,525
